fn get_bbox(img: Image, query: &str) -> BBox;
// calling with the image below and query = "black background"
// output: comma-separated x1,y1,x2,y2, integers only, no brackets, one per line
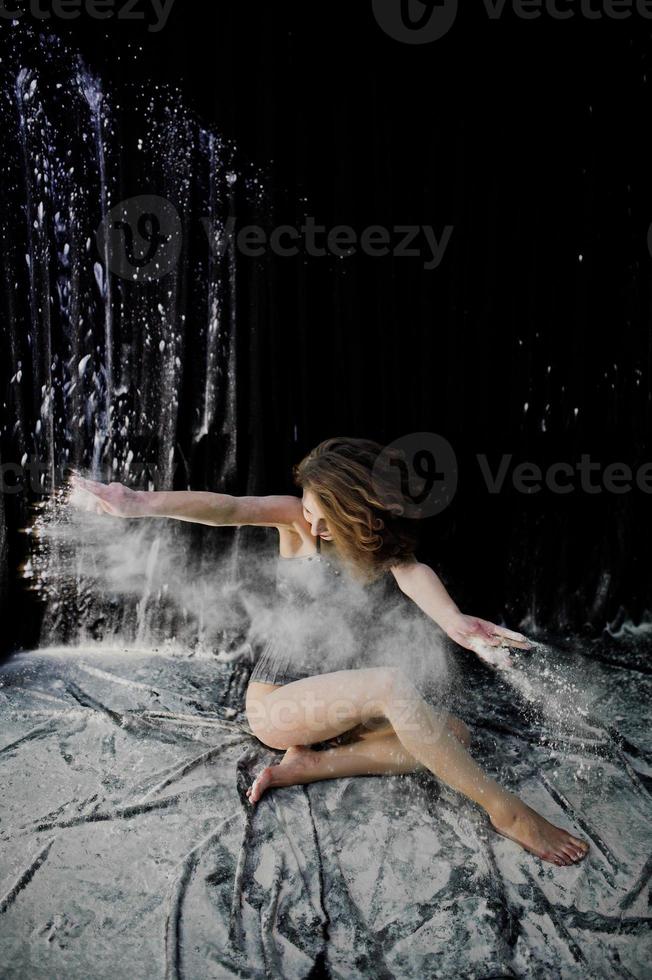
2,1,652,653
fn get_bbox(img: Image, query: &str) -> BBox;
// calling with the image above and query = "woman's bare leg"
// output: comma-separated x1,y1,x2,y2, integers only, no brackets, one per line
245,669,589,866
245,715,471,803
246,732,422,804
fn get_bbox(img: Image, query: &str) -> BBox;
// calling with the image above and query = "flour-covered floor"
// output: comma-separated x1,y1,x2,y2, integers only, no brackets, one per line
0,638,650,979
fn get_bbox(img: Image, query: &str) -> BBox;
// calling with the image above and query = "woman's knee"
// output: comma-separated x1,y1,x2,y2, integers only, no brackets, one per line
355,667,416,728
247,708,298,750
253,729,293,751
246,693,304,749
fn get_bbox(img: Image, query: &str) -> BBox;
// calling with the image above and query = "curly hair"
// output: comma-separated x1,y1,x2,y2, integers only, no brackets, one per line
292,437,420,583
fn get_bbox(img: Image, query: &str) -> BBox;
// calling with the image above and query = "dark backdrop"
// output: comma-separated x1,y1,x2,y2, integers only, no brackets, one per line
2,1,652,656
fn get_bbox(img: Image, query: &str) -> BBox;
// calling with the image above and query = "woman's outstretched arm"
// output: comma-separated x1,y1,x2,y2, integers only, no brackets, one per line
391,560,461,632
391,560,531,663
68,475,302,529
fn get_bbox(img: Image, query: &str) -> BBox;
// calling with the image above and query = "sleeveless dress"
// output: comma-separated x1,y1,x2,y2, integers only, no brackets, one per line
249,537,382,686
247,539,447,699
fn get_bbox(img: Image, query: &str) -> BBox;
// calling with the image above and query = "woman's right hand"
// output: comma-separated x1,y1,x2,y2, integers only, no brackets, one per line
69,474,148,518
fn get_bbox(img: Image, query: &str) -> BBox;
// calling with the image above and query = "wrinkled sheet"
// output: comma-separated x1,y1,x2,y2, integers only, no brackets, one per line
0,642,650,979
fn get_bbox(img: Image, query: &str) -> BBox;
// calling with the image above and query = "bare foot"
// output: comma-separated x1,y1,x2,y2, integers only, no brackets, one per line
489,795,590,866
246,745,319,805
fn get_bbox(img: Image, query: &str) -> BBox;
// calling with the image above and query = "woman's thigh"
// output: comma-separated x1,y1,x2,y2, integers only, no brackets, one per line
246,667,400,750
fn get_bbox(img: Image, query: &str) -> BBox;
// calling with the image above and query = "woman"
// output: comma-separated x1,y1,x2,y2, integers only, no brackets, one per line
70,437,589,867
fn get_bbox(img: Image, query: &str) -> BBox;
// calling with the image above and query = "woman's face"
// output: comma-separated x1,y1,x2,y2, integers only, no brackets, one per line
301,489,333,541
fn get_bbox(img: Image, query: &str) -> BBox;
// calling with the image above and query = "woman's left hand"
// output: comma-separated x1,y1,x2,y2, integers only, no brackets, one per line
445,613,531,668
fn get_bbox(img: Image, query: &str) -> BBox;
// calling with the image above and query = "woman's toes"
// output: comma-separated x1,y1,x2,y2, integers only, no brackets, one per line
247,769,268,803
560,839,589,864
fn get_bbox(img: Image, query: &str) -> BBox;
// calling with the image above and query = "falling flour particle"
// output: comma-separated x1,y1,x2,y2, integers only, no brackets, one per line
94,262,104,295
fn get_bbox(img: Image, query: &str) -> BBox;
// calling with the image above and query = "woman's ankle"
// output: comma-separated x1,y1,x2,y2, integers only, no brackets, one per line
485,788,521,822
